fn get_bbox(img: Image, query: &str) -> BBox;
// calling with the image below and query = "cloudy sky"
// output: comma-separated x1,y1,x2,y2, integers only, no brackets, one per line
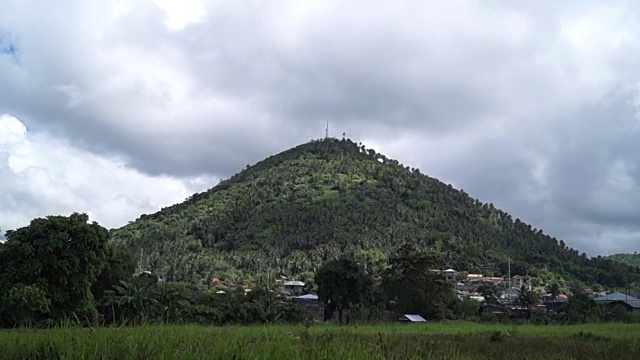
1,0,639,255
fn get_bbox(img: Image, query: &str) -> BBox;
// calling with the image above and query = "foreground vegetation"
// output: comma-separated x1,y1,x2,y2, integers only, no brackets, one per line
1,212,638,330
2,323,640,360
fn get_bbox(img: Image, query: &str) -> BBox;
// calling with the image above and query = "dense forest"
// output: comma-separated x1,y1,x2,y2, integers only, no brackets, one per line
607,253,640,268
111,138,639,290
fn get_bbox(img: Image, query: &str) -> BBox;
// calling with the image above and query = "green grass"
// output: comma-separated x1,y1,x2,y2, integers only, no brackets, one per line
1,323,639,359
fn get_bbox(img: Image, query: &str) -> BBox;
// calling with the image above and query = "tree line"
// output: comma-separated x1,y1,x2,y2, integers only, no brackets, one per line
2,213,637,328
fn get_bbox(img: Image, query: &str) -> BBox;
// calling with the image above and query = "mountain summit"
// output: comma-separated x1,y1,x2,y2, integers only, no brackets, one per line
111,138,636,288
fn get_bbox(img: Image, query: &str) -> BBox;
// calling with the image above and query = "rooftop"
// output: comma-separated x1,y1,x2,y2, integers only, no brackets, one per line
400,314,426,322
594,293,640,308
594,292,639,302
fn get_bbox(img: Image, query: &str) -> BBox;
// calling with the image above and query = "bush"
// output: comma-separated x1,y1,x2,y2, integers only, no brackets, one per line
0,284,51,327
454,300,480,320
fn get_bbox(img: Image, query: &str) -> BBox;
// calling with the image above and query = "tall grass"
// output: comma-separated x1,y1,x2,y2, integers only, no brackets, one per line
0,323,639,359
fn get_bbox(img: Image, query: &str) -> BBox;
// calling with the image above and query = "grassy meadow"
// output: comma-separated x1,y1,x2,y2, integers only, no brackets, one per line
1,322,639,360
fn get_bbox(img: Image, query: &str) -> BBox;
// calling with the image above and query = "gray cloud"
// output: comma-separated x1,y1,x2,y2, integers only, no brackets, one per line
1,0,639,254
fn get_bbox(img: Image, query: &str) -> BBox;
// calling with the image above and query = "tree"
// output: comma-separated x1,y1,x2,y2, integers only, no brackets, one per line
110,279,160,325
548,282,561,300
519,285,540,319
0,213,110,321
477,284,498,304
315,257,372,324
454,299,480,320
92,246,137,302
563,294,604,323
382,245,453,320
0,284,50,327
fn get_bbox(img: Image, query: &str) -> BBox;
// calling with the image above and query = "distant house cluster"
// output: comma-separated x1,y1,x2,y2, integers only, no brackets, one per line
429,268,569,318
593,293,640,313
432,267,640,318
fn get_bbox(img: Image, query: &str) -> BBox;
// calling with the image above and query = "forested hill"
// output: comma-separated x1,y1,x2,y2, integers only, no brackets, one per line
111,138,638,288
607,253,640,267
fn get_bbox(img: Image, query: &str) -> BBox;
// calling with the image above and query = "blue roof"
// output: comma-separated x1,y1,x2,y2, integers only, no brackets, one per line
594,293,640,308
594,292,639,302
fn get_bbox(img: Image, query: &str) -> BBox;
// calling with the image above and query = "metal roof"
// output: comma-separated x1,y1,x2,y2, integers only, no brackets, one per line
402,314,426,322
293,293,318,300
594,292,640,302
284,280,305,286
594,293,640,308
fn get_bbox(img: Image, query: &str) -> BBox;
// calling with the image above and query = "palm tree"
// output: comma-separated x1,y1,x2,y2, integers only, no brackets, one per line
112,279,160,325
548,283,560,300
519,285,540,319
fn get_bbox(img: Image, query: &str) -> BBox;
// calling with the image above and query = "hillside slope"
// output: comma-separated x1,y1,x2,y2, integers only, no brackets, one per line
607,253,640,268
111,138,637,288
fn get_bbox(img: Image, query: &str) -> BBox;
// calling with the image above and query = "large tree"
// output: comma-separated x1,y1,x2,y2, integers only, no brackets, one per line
315,257,372,324
0,213,110,321
518,285,540,319
382,245,454,320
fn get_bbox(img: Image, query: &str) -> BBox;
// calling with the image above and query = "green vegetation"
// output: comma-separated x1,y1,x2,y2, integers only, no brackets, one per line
607,253,640,267
382,244,454,319
111,138,639,289
0,213,111,326
1,139,639,334
315,257,373,323
1,323,640,360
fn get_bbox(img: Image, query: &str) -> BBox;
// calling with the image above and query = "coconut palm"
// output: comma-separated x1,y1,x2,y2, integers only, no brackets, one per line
548,282,561,300
112,279,160,325
519,285,540,319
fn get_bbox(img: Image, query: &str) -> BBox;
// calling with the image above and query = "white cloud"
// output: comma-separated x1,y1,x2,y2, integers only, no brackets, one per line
1,0,640,254
152,0,208,30
0,114,213,233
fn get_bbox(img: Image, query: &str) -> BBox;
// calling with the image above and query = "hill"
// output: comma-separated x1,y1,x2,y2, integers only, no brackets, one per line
607,253,640,268
111,138,638,288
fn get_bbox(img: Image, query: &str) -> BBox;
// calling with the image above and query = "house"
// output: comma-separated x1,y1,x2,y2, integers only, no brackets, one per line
467,274,484,283
511,275,524,289
542,293,568,302
499,287,520,304
398,314,426,322
594,293,640,313
430,269,457,284
293,293,319,301
293,294,324,321
284,280,305,295
482,277,503,286
480,303,507,316
445,269,457,284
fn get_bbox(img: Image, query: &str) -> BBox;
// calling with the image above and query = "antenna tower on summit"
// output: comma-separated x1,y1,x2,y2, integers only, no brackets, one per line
325,120,329,139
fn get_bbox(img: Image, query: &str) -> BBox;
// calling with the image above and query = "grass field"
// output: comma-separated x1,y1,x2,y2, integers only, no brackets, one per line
1,322,639,359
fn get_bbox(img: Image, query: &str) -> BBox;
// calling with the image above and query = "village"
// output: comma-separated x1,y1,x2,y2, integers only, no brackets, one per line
197,268,639,322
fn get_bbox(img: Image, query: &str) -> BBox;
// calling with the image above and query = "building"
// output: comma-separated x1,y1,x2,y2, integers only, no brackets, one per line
293,293,319,301
430,269,458,284
445,269,457,284
483,277,504,286
499,287,520,304
398,314,426,322
292,293,324,321
594,293,640,313
511,275,524,289
284,280,305,295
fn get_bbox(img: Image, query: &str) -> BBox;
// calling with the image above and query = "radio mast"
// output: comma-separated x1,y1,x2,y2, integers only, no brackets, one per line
325,120,329,139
